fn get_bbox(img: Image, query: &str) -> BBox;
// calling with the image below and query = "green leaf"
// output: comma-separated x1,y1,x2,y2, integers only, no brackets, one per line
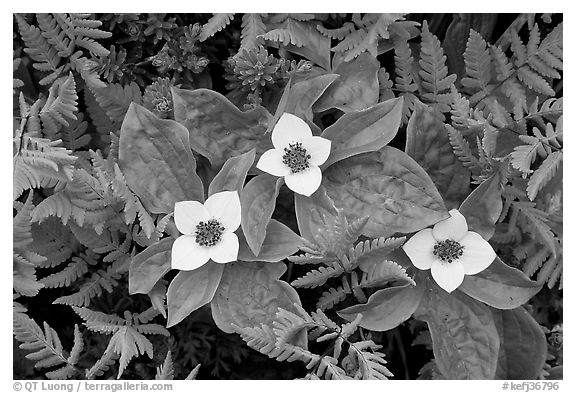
210,261,302,334
321,97,403,168
337,284,424,331
459,169,504,240
492,307,547,379
129,238,174,295
314,53,380,112
283,21,331,71
172,87,273,167
240,174,282,256
405,100,470,204
414,280,500,379
166,262,224,328
459,257,542,310
208,148,256,196
294,185,339,244
284,73,339,122
323,146,449,238
119,103,204,214
238,219,302,262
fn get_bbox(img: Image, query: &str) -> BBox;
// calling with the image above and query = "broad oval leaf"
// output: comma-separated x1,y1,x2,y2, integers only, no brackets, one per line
283,20,331,71
166,262,224,328
284,73,339,122
492,307,547,379
238,219,302,262
459,169,505,240
119,103,205,213
172,87,273,167
129,237,174,295
314,52,380,113
208,148,256,196
210,261,302,334
323,146,449,238
294,185,338,244
414,279,500,379
338,284,424,332
405,100,470,206
321,97,403,167
459,257,542,309
240,174,282,256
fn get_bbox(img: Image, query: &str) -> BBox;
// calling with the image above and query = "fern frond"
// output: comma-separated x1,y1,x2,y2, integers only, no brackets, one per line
155,351,174,380
273,307,314,346
240,13,266,51
84,89,114,146
360,260,415,288
393,37,418,94
523,245,552,277
14,193,35,248
199,13,235,42
61,113,91,151
332,28,366,53
462,29,494,104
526,150,562,201
16,14,65,85
28,218,77,268
32,191,85,226
446,125,480,170
317,22,355,40
13,311,81,379
93,82,142,124
54,259,125,307
517,67,555,96
39,257,88,288
261,19,307,47
13,134,76,200
348,236,406,266
186,364,201,380
13,252,45,297
74,306,168,378
111,163,155,238
40,73,78,134
418,20,457,112
291,264,345,288
235,323,320,368
513,201,557,256
317,286,349,311
349,340,393,379
85,351,118,379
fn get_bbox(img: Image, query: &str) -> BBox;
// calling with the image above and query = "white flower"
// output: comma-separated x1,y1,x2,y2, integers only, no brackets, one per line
402,209,496,293
171,191,241,271
256,113,331,196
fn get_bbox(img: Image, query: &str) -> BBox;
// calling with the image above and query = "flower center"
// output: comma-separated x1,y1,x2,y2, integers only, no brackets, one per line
282,142,311,173
194,218,225,247
433,239,464,264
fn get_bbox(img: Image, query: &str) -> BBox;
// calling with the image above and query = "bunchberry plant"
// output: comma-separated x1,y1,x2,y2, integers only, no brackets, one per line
13,13,562,381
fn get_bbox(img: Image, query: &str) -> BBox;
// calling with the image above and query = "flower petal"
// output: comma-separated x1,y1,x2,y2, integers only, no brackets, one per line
256,148,291,177
284,165,322,197
458,231,496,275
271,113,312,149
431,260,465,293
171,235,210,271
174,201,208,235
209,231,239,264
204,191,241,231
433,209,468,242
302,136,331,166
402,228,437,270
